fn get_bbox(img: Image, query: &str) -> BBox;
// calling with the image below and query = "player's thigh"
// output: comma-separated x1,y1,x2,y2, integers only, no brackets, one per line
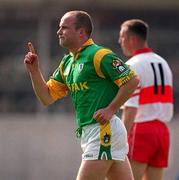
130,160,147,180
76,160,113,180
143,166,163,180
106,157,134,180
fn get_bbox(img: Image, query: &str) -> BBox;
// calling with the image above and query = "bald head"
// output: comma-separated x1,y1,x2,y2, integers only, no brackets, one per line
63,10,94,38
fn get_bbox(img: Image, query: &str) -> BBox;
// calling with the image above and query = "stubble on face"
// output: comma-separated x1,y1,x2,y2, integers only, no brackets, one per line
58,14,78,50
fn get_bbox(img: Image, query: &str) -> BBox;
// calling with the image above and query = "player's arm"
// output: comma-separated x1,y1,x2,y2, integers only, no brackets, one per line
109,75,139,112
92,51,139,124
24,42,54,106
120,61,140,133
94,75,139,124
121,106,137,133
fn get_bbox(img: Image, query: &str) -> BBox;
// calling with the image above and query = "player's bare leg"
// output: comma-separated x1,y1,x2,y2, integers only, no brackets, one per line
130,160,147,180
76,160,113,180
142,166,163,180
106,157,134,180
76,157,134,180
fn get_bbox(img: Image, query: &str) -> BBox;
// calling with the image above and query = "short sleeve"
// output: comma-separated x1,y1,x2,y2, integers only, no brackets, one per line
50,63,65,83
47,63,68,101
100,53,136,87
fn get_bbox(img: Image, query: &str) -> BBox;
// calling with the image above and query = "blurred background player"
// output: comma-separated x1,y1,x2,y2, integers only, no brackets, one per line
119,19,173,180
24,11,139,180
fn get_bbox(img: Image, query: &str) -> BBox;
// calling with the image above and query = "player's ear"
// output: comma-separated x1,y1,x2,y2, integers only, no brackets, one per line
130,35,138,46
78,28,85,37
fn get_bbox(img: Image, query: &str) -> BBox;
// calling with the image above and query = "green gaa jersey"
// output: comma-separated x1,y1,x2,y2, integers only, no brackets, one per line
47,39,135,127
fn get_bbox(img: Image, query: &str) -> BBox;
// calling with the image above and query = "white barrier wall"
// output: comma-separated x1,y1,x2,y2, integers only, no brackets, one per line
0,114,178,180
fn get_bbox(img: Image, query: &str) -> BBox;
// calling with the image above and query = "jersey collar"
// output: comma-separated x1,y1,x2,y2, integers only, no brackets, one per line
70,38,94,58
133,48,153,56
82,38,94,47
77,38,94,52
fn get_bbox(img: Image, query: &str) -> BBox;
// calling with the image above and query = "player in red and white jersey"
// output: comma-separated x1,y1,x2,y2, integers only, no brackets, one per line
119,19,173,180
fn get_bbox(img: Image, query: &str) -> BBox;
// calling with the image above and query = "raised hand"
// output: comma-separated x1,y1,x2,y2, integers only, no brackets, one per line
24,42,39,72
28,42,36,54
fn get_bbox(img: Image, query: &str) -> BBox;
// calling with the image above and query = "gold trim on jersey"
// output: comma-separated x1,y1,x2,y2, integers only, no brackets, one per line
114,70,136,87
59,63,65,81
46,79,68,101
93,49,112,78
70,39,94,60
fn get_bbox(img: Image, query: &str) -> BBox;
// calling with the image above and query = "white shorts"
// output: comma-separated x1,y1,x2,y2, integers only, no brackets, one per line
81,115,128,161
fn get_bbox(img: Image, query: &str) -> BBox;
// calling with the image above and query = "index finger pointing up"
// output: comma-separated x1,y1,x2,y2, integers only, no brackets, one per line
28,42,36,53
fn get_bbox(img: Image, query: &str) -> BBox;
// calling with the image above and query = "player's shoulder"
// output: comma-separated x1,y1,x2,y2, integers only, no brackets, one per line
153,53,167,63
88,44,118,62
90,43,113,54
59,53,72,69
126,56,140,65
62,53,72,60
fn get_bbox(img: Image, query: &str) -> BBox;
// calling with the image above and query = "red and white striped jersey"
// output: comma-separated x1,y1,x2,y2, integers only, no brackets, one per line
124,48,173,123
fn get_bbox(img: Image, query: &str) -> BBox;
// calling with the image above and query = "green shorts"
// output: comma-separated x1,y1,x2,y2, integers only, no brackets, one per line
81,115,128,160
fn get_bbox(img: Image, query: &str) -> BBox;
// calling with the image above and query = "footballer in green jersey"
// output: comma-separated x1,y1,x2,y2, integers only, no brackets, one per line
47,39,135,128
25,11,138,180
